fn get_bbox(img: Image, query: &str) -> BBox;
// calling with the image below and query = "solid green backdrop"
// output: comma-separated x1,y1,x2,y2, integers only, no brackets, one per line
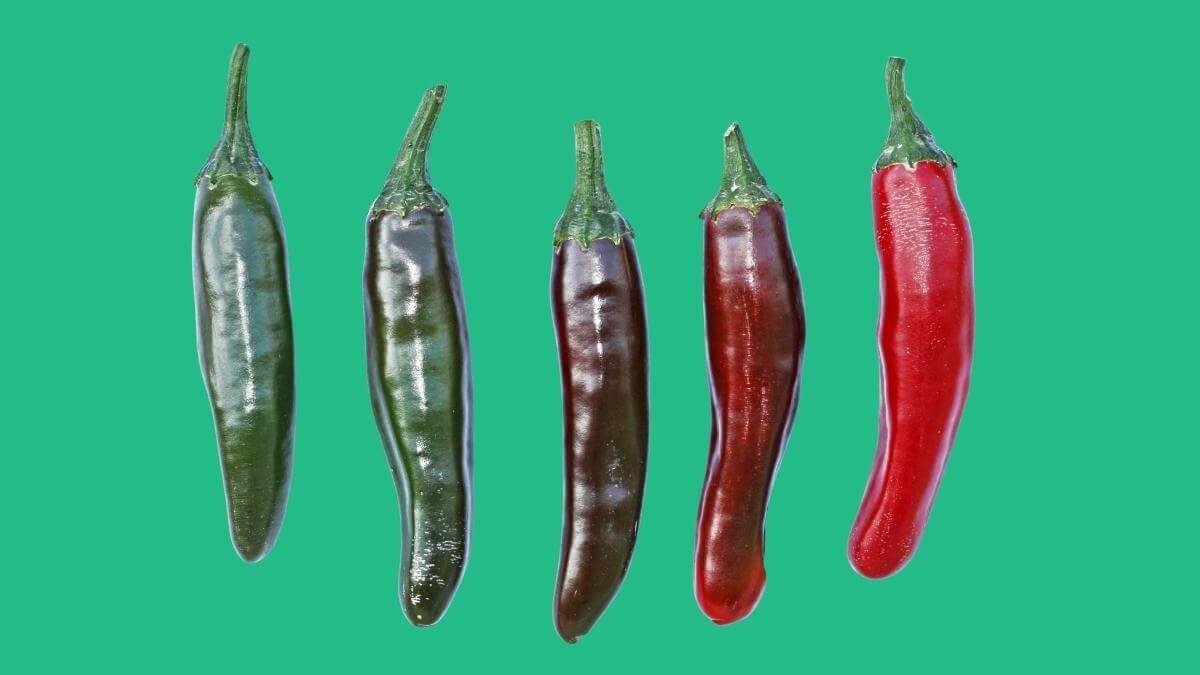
2,1,1195,671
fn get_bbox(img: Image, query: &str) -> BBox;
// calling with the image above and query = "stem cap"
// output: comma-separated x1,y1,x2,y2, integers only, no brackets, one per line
703,123,780,218
875,57,955,171
371,85,449,217
553,120,632,247
197,43,269,185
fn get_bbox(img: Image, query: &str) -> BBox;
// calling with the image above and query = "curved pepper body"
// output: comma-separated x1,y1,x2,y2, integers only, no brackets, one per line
697,200,804,624
849,161,973,578
194,44,294,563
366,207,472,626
551,121,648,643
848,57,975,579
552,235,649,643
364,85,471,626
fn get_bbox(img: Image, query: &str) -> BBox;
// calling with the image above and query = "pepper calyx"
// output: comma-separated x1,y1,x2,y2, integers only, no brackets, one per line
196,43,271,186
371,85,451,218
703,123,780,219
875,57,956,171
554,120,633,248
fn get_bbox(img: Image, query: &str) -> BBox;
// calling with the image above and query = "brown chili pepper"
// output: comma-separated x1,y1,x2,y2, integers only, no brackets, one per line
551,120,649,643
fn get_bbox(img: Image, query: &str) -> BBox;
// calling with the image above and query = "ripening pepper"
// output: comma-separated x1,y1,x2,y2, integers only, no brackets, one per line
695,124,805,624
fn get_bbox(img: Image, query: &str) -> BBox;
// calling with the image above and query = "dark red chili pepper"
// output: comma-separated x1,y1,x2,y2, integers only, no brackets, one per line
695,124,804,625
551,120,649,643
847,57,975,579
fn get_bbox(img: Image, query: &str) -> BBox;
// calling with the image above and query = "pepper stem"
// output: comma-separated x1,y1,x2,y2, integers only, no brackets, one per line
196,43,266,183
570,120,613,211
703,123,780,217
885,57,912,120
875,57,954,170
223,43,251,145
553,120,631,247
386,85,446,191
370,85,450,216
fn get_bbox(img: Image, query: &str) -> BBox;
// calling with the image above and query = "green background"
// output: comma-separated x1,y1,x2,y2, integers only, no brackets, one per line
3,1,1195,671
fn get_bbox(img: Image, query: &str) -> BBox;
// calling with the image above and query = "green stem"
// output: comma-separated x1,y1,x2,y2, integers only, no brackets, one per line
703,122,780,217
224,43,252,148
553,120,631,247
371,85,449,216
875,56,954,170
197,43,266,184
386,85,445,195
572,121,610,211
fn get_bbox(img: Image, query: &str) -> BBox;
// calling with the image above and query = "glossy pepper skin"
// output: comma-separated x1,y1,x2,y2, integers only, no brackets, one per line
551,121,649,644
365,85,472,626
695,125,805,625
193,44,295,563
848,57,975,580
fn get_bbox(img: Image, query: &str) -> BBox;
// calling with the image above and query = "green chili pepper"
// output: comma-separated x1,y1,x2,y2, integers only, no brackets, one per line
193,43,296,563
364,85,473,627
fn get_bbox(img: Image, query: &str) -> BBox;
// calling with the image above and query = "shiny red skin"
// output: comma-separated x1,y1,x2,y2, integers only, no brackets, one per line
849,161,974,579
696,202,804,624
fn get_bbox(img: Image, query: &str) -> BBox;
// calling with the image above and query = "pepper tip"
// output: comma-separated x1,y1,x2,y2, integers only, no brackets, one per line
233,537,270,563
554,622,585,644
848,537,911,579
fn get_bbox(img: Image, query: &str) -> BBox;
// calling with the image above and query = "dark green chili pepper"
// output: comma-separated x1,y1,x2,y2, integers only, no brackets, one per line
551,121,649,643
364,85,472,627
193,43,295,563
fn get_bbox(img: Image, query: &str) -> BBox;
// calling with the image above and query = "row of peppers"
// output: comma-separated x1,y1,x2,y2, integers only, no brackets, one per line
194,44,975,641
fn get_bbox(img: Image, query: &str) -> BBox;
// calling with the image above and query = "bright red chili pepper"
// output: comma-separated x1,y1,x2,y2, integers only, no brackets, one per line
695,124,805,624
848,57,975,579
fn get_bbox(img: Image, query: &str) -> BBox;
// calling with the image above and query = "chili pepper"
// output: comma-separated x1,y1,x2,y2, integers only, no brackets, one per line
551,120,649,644
193,43,295,563
695,124,804,625
365,85,473,626
847,57,975,580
